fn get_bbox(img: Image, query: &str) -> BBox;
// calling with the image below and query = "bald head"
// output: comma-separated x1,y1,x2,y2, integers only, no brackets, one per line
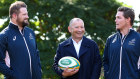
68,18,85,41
69,18,84,27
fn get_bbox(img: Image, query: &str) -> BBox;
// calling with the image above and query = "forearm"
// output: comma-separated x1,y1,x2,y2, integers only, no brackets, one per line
0,60,14,77
53,62,63,76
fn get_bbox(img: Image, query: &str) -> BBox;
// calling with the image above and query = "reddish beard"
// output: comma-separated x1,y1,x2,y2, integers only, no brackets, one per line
16,19,29,27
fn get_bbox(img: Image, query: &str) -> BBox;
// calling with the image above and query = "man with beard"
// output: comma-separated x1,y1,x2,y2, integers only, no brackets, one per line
0,1,42,79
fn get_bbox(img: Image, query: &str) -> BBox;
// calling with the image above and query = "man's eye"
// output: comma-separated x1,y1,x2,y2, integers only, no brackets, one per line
117,17,121,19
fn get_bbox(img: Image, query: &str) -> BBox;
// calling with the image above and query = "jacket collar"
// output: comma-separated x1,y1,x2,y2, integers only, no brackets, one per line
117,28,134,37
64,36,89,47
9,22,19,30
63,36,90,58
9,22,27,34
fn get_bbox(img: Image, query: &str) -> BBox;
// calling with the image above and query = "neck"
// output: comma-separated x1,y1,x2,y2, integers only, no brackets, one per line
18,25,23,31
72,37,82,43
11,19,23,31
120,27,131,36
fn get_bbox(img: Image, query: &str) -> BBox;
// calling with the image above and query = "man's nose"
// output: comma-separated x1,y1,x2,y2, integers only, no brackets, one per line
26,15,29,19
78,28,82,31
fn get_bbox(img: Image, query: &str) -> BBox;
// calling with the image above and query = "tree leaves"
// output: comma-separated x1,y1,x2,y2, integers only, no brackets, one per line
0,0,122,78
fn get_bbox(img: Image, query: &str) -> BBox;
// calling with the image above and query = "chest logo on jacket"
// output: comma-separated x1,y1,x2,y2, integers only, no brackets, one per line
13,36,16,41
112,36,117,43
29,33,33,40
128,38,135,46
138,56,140,70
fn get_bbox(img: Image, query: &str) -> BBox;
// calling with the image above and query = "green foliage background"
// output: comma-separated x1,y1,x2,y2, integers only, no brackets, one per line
0,0,139,79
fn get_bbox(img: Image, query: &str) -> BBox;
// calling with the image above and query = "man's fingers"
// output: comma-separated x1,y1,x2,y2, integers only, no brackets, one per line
64,67,69,72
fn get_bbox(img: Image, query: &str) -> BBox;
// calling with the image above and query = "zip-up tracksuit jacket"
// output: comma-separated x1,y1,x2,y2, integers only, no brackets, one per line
0,23,42,79
103,29,140,79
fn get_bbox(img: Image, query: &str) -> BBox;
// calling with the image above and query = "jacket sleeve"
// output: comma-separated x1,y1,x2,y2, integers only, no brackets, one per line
33,31,42,70
36,46,42,78
32,30,42,74
52,44,63,77
91,43,102,79
36,49,41,69
103,38,110,78
0,33,14,77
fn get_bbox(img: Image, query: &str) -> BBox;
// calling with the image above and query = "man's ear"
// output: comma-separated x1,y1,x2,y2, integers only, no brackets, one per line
126,17,131,24
12,13,17,19
68,26,71,33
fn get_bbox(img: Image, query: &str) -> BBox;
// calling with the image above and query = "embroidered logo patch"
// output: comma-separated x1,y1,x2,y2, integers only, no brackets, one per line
128,38,135,45
138,56,140,70
112,36,117,43
29,33,33,39
13,36,16,41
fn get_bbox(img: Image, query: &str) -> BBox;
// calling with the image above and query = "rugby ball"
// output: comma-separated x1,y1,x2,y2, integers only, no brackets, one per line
58,56,80,70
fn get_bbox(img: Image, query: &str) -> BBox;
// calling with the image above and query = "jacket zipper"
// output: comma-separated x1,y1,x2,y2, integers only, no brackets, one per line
118,32,129,79
19,30,32,77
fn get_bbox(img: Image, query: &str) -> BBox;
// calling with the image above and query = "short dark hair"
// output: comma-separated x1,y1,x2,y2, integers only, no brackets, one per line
117,7,135,26
9,1,27,18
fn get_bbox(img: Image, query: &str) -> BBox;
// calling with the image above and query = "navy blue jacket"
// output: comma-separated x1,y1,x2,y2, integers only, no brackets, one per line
53,36,102,79
0,23,42,79
103,29,140,79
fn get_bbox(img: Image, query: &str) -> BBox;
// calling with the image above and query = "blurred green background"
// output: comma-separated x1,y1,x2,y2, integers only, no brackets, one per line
0,0,139,79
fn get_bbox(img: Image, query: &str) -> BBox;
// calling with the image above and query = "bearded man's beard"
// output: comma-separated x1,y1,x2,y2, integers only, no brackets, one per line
16,18,29,27
22,20,29,27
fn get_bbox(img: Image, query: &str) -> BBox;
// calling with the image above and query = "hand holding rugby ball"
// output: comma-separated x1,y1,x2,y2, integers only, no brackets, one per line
58,56,80,70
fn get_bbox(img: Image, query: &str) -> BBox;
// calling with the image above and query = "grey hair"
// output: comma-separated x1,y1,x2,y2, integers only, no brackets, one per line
69,18,84,27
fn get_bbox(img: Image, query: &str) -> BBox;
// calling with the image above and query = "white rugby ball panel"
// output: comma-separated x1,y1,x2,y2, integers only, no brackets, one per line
58,57,77,67
71,57,80,66
58,56,80,70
